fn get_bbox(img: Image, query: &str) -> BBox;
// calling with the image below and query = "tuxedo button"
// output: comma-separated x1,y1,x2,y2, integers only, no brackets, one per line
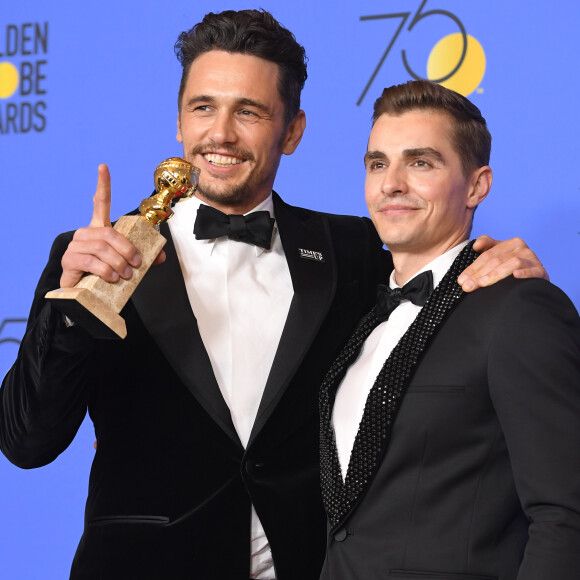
246,461,265,476
333,528,347,542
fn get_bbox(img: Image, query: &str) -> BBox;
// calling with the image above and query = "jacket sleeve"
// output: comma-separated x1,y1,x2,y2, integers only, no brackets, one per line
0,232,97,468
487,279,580,580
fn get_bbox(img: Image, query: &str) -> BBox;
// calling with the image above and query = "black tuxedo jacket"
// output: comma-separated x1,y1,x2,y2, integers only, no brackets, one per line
0,193,391,580
320,246,580,580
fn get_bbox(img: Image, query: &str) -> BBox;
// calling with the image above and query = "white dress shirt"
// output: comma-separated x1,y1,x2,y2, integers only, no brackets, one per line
332,241,469,480
169,194,293,579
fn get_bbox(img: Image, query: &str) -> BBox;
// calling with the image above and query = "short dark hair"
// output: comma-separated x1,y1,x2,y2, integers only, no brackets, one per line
372,80,491,177
174,9,307,125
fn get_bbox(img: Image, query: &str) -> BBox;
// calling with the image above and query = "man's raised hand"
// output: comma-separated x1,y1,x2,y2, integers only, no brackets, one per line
59,165,143,288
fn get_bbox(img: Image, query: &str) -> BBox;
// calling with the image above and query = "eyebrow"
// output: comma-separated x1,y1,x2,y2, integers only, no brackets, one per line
183,95,214,109
236,97,270,114
363,150,386,165
363,147,445,165
403,147,445,162
184,95,270,114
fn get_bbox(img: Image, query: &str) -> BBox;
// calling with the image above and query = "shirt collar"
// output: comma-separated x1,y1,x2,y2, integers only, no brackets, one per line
171,193,277,257
389,240,470,290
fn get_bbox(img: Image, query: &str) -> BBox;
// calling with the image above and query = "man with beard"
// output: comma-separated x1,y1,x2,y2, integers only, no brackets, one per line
0,10,547,580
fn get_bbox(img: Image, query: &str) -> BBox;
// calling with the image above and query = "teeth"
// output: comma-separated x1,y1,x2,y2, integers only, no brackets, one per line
203,153,243,167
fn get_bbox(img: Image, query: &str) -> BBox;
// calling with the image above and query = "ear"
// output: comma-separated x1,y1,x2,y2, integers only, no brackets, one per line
176,115,183,143
281,110,306,155
466,166,492,209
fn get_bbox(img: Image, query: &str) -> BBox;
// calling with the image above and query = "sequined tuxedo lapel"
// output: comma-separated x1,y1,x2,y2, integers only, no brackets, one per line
320,242,478,529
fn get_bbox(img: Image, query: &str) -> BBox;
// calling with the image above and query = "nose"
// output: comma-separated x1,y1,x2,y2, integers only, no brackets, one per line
380,163,407,197
207,111,237,144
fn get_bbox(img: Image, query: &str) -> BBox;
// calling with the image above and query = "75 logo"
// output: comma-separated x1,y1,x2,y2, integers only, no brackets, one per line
358,0,485,104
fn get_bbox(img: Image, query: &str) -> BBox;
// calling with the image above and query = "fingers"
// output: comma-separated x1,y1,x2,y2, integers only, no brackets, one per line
89,164,112,228
59,164,143,288
152,250,166,265
60,226,142,288
458,236,548,292
514,266,550,282
459,257,523,292
471,234,496,252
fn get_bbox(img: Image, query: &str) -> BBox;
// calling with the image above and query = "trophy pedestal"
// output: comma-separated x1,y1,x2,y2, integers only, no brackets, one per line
45,215,166,339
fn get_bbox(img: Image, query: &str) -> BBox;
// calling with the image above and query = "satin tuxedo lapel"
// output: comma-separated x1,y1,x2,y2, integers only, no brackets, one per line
131,222,240,446
249,193,337,444
321,242,478,529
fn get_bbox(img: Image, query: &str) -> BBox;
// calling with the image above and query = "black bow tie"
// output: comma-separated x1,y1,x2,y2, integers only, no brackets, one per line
193,204,275,250
375,270,434,321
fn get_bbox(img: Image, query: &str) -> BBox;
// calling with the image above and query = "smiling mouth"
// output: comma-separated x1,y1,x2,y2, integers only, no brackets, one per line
203,153,244,167
380,205,418,213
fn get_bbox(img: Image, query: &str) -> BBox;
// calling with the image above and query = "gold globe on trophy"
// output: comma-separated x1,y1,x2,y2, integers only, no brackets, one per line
45,157,200,339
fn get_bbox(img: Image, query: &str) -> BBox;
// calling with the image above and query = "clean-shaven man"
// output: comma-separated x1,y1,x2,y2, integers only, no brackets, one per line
320,80,580,580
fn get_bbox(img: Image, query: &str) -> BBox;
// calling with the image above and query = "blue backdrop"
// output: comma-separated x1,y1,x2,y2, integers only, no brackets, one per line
1,1,579,577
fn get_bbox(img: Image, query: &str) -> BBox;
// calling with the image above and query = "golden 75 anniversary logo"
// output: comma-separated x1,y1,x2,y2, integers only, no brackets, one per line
358,0,485,104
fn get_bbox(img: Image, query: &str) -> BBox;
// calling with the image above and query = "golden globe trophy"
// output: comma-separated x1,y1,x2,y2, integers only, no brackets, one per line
45,157,200,339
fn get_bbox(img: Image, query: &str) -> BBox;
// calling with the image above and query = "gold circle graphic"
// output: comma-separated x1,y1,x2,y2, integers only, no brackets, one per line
427,33,486,97
0,62,19,99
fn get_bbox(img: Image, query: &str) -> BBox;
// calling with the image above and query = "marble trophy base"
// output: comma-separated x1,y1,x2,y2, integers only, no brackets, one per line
45,215,166,339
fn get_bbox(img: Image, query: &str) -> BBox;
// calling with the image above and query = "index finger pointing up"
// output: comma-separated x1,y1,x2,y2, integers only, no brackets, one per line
89,164,112,228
